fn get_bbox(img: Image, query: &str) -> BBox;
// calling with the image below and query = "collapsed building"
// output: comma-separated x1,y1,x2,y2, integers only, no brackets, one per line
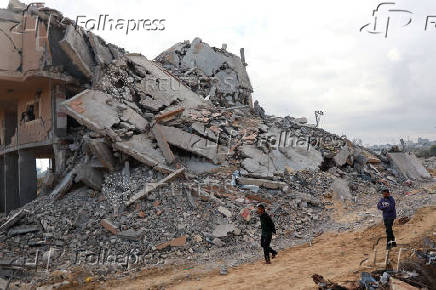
0,0,123,213
0,1,434,286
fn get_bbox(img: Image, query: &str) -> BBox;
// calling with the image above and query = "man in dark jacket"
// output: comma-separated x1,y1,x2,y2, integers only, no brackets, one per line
377,189,397,249
257,204,277,264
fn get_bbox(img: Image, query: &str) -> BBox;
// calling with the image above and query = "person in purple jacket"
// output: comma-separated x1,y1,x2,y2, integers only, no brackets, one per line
377,188,397,249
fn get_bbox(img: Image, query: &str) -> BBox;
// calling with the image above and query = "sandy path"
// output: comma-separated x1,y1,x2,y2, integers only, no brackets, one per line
86,205,435,290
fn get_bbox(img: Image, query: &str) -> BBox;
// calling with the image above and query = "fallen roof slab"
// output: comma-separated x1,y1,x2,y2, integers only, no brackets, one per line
62,89,148,142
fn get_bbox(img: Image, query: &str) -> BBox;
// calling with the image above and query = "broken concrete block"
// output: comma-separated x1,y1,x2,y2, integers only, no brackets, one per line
59,25,94,78
159,125,228,164
155,235,187,250
155,38,253,106
191,122,217,140
88,32,113,65
388,152,432,181
212,224,236,238
212,237,225,247
238,177,287,190
50,169,77,200
117,229,143,241
126,168,185,206
75,164,104,191
330,179,352,203
113,134,169,172
151,124,175,164
0,209,27,234
126,54,208,110
334,145,353,167
139,96,166,112
218,206,232,218
88,139,116,171
101,219,119,235
7,225,39,237
62,89,148,141
240,144,323,178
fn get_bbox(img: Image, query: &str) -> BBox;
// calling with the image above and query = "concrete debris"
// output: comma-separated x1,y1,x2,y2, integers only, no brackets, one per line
0,209,26,233
151,124,176,164
155,38,253,107
88,139,116,171
0,2,434,286
159,125,229,164
238,177,287,190
334,144,354,167
388,152,432,181
217,206,232,218
156,235,187,250
7,225,39,237
100,219,119,235
59,25,95,79
113,134,169,172
126,168,185,206
74,164,104,191
50,169,77,200
212,224,236,238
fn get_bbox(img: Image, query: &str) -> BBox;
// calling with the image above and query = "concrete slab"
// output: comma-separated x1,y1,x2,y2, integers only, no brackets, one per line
113,134,168,171
88,32,113,65
388,152,432,181
240,145,323,178
88,139,116,171
126,54,208,110
151,124,175,164
159,125,228,164
62,89,148,141
75,164,103,191
59,25,94,78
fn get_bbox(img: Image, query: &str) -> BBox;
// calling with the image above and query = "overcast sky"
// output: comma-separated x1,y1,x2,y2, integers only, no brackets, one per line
3,0,436,145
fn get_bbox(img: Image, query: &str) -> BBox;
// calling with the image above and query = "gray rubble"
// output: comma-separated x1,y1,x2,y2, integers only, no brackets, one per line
0,1,434,288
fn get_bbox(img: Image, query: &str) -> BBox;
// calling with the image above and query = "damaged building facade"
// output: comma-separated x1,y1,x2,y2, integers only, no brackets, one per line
0,1,121,213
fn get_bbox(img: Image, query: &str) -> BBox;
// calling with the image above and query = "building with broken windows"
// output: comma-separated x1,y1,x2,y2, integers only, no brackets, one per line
0,1,121,213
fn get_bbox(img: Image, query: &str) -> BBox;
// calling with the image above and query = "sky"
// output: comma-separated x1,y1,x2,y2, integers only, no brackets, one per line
2,0,436,145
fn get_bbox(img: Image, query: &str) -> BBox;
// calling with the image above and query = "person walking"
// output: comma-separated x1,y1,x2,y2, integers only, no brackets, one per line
257,204,277,264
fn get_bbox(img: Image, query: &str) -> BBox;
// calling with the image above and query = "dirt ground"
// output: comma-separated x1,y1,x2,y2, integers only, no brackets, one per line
77,203,435,290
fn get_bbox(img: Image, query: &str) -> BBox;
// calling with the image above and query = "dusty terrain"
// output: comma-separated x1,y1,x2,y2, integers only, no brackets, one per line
74,190,435,290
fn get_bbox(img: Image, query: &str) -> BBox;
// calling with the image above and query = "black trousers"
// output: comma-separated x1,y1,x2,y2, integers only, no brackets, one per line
384,218,395,243
261,234,277,261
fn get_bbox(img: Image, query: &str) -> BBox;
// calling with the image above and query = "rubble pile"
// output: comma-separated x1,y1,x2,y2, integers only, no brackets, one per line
0,2,435,286
423,156,436,177
155,37,253,107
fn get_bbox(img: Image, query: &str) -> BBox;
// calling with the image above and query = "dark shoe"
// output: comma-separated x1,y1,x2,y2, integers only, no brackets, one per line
272,252,277,259
392,241,397,247
264,260,271,264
